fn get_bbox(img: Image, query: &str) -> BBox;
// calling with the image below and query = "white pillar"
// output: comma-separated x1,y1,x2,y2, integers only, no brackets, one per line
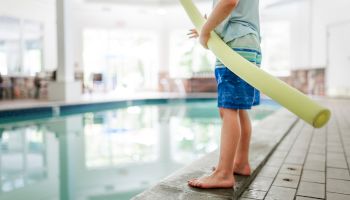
159,27,170,74
48,0,81,102
47,115,83,200
158,26,170,91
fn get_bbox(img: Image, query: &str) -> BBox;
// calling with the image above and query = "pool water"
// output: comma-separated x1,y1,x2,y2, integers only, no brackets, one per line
0,99,279,200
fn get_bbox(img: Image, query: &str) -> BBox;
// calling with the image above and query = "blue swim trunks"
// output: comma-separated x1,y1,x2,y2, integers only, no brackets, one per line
215,34,262,110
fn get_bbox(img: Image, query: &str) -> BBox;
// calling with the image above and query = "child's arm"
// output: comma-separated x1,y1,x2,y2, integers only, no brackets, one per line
200,0,239,49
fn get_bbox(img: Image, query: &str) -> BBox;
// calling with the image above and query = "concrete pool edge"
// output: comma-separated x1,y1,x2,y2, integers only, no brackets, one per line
0,94,278,124
0,93,217,112
132,108,298,200
0,94,217,122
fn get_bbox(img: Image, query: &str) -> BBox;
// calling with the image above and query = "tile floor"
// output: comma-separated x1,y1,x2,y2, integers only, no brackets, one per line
240,99,350,200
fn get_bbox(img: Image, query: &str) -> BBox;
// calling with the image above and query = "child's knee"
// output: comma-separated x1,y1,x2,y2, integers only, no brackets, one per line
219,108,239,118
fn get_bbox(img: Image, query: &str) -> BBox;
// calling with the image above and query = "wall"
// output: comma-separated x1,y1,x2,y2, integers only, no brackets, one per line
262,0,350,96
261,1,312,70
310,0,350,67
4,0,348,95
327,23,350,97
308,0,350,96
262,0,350,68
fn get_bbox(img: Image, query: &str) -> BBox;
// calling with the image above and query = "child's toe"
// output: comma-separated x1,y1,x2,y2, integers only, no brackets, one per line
188,178,197,186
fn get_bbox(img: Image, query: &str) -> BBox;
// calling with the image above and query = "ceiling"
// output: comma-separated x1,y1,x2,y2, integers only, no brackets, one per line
83,0,306,8
84,0,210,6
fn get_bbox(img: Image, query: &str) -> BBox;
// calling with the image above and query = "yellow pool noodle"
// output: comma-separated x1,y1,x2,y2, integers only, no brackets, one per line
180,0,330,128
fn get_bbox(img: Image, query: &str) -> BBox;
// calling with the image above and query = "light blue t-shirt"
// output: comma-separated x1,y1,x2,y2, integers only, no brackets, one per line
213,0,260,43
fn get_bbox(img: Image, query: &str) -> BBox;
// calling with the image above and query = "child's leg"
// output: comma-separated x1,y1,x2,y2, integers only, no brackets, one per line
188,108,240,189
234,110,252,175
212,110,252,175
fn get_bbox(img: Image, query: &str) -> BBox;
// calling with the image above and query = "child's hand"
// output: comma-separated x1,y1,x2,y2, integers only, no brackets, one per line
187,29,199,39
187,15,207,39
199,26,210,49
200,14,210,49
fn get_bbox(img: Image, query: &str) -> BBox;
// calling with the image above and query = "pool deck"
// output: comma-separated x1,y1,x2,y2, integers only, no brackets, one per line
132,98,350,200
240,98,350,200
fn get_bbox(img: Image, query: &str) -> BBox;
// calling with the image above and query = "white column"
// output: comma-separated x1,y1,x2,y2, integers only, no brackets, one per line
56,0,74,82
158,26,170,91
47,115,83,200
48,0,81,101
158,116,171,163
159,27,170,73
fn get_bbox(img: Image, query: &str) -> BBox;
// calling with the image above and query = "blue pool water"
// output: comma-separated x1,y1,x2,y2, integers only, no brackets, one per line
0,99,279,200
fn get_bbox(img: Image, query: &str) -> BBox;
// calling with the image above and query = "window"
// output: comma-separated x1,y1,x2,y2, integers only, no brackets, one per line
83,29,158,92
0,17,21,75
261,21,291,76
22,20,44,76
0,16,43,76
169,30,215,78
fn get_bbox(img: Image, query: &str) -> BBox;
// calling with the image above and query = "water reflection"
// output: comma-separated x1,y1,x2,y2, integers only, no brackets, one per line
0,101,277,200
0,125,47,193
84,106,159,169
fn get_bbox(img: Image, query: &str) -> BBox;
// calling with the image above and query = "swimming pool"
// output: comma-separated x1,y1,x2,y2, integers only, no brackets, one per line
0,99,279,200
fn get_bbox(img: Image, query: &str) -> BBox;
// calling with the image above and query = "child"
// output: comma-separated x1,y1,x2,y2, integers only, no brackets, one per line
187,0,261,189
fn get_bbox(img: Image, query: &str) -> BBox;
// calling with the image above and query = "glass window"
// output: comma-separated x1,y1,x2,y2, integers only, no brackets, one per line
22,20,44,76
0,16,43,76
83,29,158,92
169,30,215,78
0,16,21,75
261,21,291,76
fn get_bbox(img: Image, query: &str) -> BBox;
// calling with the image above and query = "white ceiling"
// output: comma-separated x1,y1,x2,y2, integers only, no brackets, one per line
34,0,306,8
82,0,306,9
84,0,210,6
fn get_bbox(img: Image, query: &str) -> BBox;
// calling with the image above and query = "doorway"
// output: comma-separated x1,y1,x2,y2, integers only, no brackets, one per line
327,22,350,96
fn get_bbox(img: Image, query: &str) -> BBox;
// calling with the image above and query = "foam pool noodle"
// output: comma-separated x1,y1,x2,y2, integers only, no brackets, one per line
180,0,331,128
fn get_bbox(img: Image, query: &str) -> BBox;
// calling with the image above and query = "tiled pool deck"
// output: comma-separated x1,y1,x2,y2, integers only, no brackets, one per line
240,98,350,200
134,98,350,200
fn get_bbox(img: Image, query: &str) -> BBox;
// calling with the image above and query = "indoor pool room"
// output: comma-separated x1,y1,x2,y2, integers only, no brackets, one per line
1,0,350,200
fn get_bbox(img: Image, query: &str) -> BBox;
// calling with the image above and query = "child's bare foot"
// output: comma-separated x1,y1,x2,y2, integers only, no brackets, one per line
212,163,251,176
233,163,251,176
188,170,235,189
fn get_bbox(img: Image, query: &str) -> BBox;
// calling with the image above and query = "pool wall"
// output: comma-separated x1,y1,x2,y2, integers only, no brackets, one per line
0,98,218,123
0,97,278,124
